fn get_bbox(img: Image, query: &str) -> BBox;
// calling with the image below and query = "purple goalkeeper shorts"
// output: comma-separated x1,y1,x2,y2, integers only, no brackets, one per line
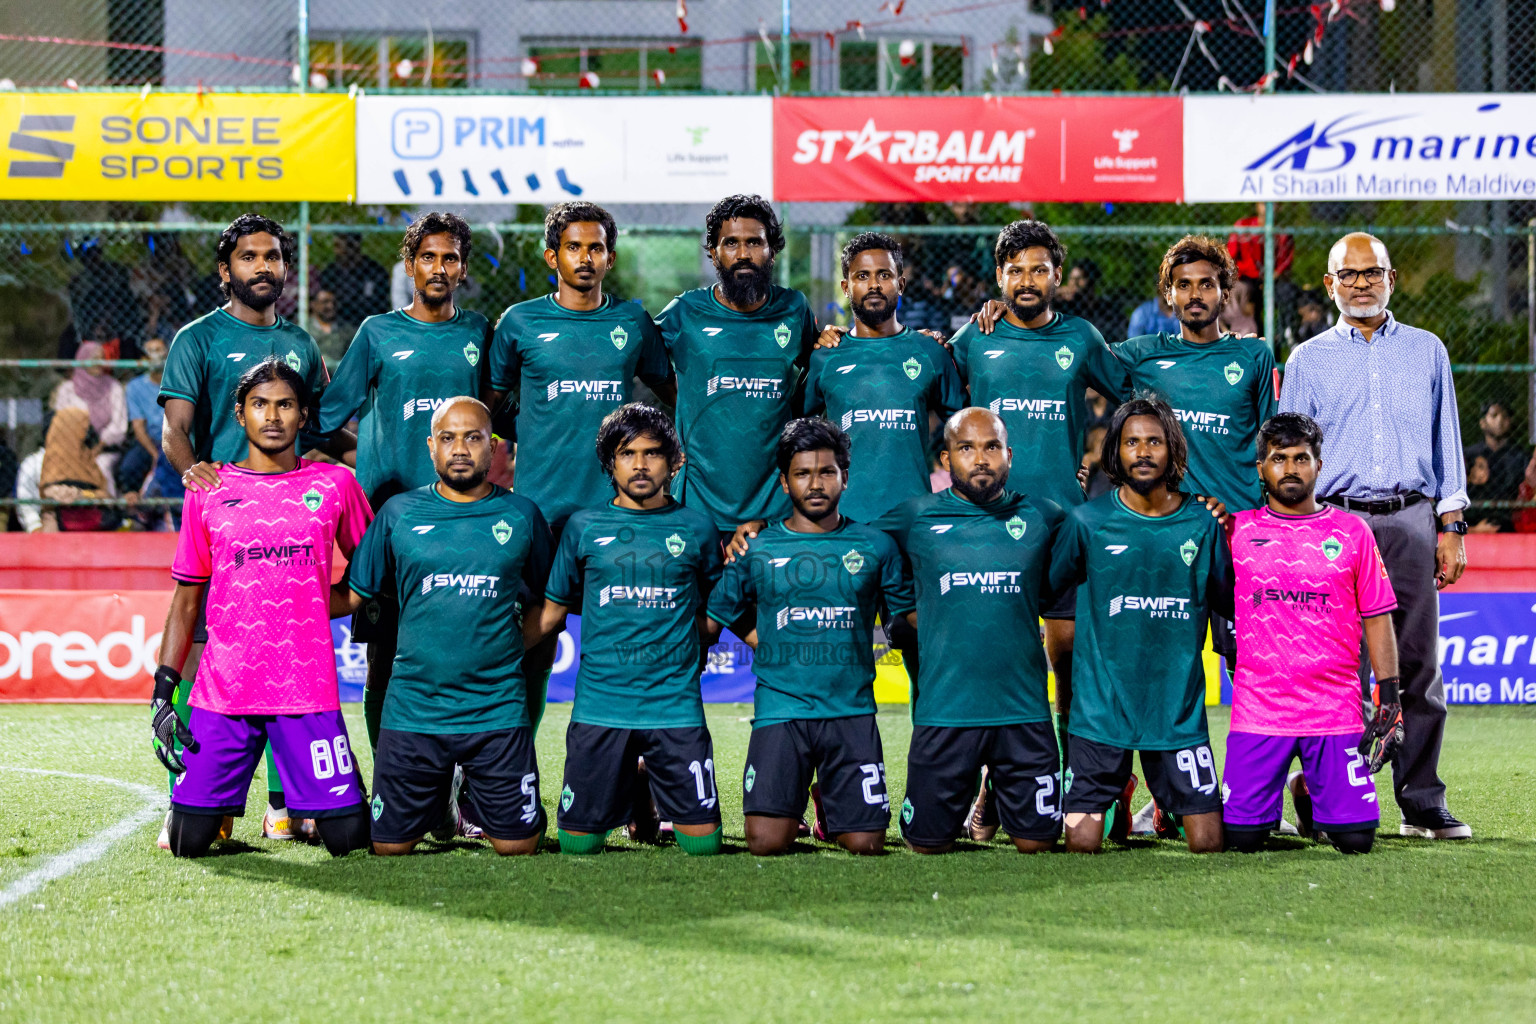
1222,731,1380,831
171,707,365,818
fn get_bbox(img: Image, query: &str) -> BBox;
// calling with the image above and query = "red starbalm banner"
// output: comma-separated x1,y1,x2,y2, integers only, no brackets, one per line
773,96,1182,203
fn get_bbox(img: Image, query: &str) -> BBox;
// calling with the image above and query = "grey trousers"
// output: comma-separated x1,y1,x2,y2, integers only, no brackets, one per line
1346,500,1448,814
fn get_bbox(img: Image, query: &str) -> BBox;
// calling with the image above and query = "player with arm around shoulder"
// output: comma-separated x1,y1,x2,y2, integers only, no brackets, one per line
152,358,373,858
1223,413,1401,855
523,404,726,856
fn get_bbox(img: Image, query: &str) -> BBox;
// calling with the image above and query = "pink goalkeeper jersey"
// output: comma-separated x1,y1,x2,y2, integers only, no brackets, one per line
1230,505,1397,735
172,460,372,715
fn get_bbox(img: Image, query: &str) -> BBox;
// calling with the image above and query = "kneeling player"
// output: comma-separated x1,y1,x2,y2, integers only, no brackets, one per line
891,408,1066,853
1048,396,1234,854
704,418,913,856
341,398,554,855
1224,413,1401,855
152,358,373,858
526,404,725,855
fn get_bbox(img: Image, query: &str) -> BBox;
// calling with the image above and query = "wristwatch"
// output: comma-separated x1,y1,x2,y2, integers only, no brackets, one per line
1438,519,1468,535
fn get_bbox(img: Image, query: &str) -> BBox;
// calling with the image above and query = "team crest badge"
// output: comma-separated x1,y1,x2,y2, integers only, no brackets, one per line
284,350,301,372
774,322,791,349
902,357,921,380
1054,345,1074,370
492,519,513,545
1322,536,1343,562
302,488,323,512
1180,539,1198,566
901,798,914,825
560,785,574,812
610,325,629,351
370,795,384,820
1006,515,1027,540
744,765,757,792
665,533,686,557
365,601,381,624
1224,361,1244,386
1062,767,1074,793
463,342,479,366
842,548,865,575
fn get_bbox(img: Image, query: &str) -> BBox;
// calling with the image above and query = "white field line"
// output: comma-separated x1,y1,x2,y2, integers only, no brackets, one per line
0,767,164,909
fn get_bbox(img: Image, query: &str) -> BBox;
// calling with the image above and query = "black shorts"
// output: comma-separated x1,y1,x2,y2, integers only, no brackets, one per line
743,715,889,834
370,726,544,843
1041,583,1077,621
351,591,399,645
902,722,1062,845
558,722,721,832
1210,613,1236,666
1063,735,1222,817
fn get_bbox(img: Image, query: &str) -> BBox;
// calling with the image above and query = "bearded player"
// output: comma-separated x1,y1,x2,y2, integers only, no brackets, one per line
890,408,1066,853
1048,396,1234,854
526,403,725,856
157,213,338,844
704,418,913,856
341,398,553,855
1224,413,1402,855
319,211,491,757
152,358,372,858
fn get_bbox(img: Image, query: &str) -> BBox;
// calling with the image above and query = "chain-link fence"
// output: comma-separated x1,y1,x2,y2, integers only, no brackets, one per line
2,1,1535,529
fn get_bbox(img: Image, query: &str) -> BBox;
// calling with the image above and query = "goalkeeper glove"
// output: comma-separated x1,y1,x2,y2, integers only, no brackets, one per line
1360,675,1404,774
150,665,197,774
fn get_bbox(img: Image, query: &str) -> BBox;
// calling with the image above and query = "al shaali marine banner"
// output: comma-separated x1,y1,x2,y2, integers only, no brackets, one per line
1184,93,1536,202
355,95,773,204
0,92,355,202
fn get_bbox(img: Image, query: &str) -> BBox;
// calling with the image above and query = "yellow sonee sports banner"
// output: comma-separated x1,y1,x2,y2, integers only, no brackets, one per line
0,92,354,202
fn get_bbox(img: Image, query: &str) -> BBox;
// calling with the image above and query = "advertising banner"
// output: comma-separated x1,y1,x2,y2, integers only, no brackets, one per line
355,95,773,204
0,92,354,202
773,96,1182,203
1184,93,1536,202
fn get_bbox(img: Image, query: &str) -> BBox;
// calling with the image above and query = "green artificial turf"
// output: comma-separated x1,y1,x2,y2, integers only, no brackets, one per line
1,703,1533,1022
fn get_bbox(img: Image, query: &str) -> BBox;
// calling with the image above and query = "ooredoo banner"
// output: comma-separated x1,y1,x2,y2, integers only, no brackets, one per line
0,92,355,202
773,96,1182,203
355,95,774,204
0,590,170,702
1183,93,1536,202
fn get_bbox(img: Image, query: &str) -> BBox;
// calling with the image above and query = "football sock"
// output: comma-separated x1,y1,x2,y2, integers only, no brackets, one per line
167,676,193,799
315,810,372,857
167,810,224,859
675,827,723,856
1327,828,1374,855
1224,827,1266,854
557,829,607,855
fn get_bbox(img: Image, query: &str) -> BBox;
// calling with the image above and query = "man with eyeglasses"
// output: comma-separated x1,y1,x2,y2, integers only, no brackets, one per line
1278,231,1470,840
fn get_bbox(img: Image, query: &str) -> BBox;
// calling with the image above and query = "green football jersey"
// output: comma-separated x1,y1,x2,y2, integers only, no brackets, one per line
317,307,491,507
890,488,1064,727
158,307,328,464
705,517,913,728
654,285,817,531
1047,489,1235,751
546,499,723,730
1111,332,1278,512
488,294,671,532
949,312,1127,511
803,328,964,529
348,484,553,734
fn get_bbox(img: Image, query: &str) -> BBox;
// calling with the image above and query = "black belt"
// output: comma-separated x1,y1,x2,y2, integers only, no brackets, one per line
1324,493,1425,515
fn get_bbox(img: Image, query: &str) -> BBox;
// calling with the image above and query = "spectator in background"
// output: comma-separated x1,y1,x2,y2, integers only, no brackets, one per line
319,232,391,324
132,234,199,342
66,240,142,358
935,262,987,332
1084,387,1116,434
1127,292,1179,338
39,406,113,531
1465,454,1508,533
1293,288,1332,344
14,446,44,533
1055,258,1119,340
1227,202,1295,282
307,288,357,373
1221,277,1261,337
52,341,127,492
1464,401,1527,496
116,337,167,501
